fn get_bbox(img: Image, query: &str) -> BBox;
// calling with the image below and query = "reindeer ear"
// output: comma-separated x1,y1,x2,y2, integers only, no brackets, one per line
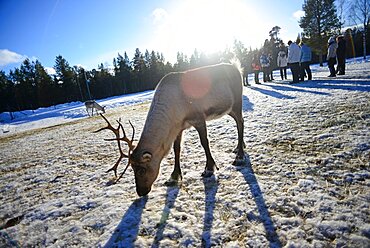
142,152,152,163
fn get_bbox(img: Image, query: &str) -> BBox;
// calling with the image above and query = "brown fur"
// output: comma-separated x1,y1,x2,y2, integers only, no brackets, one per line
131,63,245,196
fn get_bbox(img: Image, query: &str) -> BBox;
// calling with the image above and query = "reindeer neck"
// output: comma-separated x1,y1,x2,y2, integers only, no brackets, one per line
137,94,183,158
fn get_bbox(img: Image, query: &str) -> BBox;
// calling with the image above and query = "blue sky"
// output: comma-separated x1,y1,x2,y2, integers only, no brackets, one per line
0,0,305,73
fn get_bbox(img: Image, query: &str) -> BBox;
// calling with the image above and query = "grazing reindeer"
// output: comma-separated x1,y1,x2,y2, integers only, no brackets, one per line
97,63,245,196
85,100,105,116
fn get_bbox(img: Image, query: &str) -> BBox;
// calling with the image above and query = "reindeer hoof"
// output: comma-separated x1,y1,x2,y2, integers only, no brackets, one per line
233,159,246,166
164,178,181,187
201,170,214,178
233,154,250,166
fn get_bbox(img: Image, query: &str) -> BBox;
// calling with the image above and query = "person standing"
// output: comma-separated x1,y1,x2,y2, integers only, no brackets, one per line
327,36,338,77
300,42,312,81
287,40,301,84
277,49,288,80
268,53,274,81
336,35,346,75
260,52,271,82
251,53,261,84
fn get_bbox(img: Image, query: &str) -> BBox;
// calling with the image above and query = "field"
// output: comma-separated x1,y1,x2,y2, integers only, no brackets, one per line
1,62,369,247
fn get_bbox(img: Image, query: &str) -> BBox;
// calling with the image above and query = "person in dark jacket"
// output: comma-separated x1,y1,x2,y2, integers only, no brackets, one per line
336,35,346,75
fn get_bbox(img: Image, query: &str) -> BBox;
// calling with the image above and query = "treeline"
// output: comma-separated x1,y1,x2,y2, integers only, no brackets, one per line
0,48,235,114
0,25,369,114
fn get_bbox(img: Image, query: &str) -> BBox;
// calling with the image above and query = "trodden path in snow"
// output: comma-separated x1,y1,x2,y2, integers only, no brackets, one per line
0,62,369,247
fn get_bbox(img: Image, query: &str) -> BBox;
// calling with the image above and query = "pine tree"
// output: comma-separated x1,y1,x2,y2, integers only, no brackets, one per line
132,48,146,91
35,60,54,107
299,0,341,66
114,52,132,93
90,63,113,98
9,59,38,110
190,49,200,68
143,49,152,88
350,0,370,59
0,71,16,113
149,50,159,88
54,55,76,102
174,52,189,71
269,26,282,44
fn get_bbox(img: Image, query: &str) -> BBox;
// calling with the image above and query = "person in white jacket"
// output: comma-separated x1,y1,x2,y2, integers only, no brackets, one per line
277,49,288,80
327,36,338,77
287,40,301,83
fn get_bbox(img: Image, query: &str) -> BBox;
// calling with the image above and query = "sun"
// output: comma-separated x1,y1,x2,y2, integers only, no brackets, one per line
150,0,265,61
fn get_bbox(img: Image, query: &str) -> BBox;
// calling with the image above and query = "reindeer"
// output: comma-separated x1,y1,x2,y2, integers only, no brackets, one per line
96,63,245,196
85,100,105,116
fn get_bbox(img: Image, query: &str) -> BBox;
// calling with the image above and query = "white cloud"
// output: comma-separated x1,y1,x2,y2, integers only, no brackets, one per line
45,67,56,75
0,49,26,66
293,10,305,21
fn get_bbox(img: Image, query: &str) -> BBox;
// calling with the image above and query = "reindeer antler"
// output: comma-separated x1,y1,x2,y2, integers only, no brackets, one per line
94,114,135,182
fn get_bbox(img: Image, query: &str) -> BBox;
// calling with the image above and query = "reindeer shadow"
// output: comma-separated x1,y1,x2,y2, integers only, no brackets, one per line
201,175,219,247
104,157,280,247
242,95,254,112
104,196,148,247
237,156,282,248
151,186,180,248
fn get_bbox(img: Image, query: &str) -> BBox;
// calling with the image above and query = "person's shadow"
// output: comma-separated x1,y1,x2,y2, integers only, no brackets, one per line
237,156,282,248
104,196,148,247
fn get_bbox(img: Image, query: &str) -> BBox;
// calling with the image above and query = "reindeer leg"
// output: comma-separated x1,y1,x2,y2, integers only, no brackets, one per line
194,120,216,177
165,131,183,186
229,110,246,165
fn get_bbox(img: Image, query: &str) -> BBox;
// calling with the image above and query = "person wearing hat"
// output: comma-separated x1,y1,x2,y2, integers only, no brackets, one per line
327,36,338,77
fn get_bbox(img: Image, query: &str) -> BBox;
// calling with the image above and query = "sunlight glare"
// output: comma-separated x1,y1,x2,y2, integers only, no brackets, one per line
149,0,267,62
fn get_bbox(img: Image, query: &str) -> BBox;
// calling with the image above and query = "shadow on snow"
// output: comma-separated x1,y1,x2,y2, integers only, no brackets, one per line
104,157,282,247
104,196,148,247
151,186,180,248
242,95,254,112
248,77,369,100
201,176,219,247
249,86,297,99
236,156,282,248
296,78,370,92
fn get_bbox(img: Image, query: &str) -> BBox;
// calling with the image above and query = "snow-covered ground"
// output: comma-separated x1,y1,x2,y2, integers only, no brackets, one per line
0,60,369,247
0,90,154,136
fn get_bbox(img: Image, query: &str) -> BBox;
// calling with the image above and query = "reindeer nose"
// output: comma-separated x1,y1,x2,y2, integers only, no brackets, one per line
137,186,151,197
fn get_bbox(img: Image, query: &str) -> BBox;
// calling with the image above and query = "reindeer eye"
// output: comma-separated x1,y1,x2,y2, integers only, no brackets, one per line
136,167,146,176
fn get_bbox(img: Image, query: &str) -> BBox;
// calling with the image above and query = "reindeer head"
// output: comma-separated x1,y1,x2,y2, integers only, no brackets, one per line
130,150,160,196
95,114,158,196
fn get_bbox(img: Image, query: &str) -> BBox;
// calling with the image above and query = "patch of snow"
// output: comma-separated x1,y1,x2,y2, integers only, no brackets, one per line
0,60,369,247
